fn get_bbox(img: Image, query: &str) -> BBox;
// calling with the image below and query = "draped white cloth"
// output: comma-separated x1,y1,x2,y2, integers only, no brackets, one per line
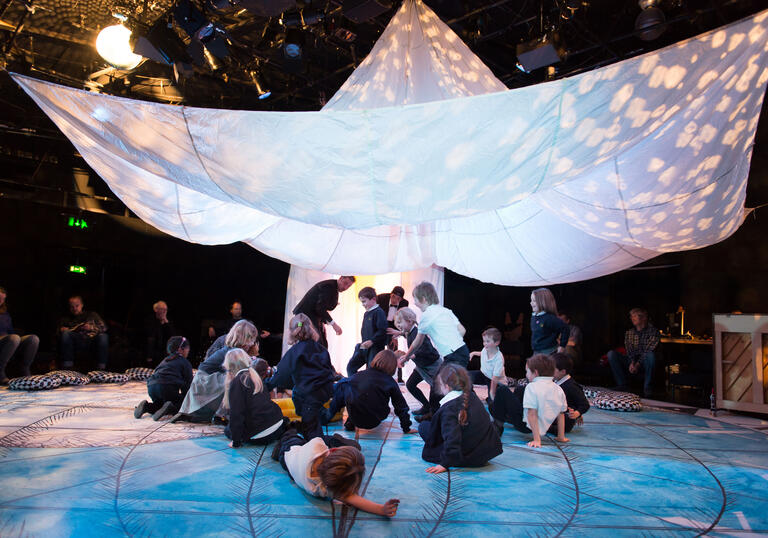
11,6,768,285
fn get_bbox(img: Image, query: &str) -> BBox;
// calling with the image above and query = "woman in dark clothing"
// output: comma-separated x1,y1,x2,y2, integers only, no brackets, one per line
265,314,337,440
419,363,502,473
322,350,413,433
134,336,193,421
226,357,287,447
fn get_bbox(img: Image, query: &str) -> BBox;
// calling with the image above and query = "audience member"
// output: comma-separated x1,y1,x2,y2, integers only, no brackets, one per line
58,295,108,370
0,286,39,383
134,336,193,420
144,300,175,367
529,288,569,355
468,327,508,400
557,311,582,366
608,307,659,397
551,353,590,433
346,286,387,376
293,276,356,349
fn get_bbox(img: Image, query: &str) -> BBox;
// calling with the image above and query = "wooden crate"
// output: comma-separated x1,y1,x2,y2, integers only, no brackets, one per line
714,314,768,414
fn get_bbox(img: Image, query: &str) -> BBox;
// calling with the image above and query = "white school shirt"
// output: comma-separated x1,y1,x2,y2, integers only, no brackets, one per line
480,348,508,384
284,437,330,498
522,376,567,434
417,304,464,357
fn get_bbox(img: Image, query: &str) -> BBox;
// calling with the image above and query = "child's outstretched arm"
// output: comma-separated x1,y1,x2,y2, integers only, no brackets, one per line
526,408,541,448
342,494,400,517
404,333,426,361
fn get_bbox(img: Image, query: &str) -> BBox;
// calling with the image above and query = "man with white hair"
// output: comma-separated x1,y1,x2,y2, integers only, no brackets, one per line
145,300,175,367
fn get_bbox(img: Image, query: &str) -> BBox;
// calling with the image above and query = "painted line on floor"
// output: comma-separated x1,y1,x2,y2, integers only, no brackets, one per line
686,430,744,434
735,511,752,530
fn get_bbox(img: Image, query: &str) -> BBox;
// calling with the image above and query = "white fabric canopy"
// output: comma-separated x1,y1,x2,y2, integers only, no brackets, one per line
12,6,768,284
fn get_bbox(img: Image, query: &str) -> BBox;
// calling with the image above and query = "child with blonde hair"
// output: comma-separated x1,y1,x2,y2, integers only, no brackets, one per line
419,363,502,473
394,307,442,419
265,314,337,439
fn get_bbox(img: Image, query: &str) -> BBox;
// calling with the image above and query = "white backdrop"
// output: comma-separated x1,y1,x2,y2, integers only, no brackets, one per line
11,5,768,285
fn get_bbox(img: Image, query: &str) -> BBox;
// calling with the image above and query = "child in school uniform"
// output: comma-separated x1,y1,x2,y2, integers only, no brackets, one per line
529,288,570,355
468,327,508,401
419,363,502,473
551,353,590,433
489,354,569,448
346,287,388,376
273,428,400,517
225,353,287,448
323,350,413,432
394,307,442,418
265,314,337,440
134,336,193,421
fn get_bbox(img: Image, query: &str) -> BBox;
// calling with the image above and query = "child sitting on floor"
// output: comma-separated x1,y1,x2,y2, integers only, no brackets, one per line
394,307,442,420
273,428,400,517
489,354,569,448
468,327,508,401
322,350,413,433
419,363,502,473
220,348,252,420
551,353,590,433
134,336,193,421
265,314,337,440
226,354,287,448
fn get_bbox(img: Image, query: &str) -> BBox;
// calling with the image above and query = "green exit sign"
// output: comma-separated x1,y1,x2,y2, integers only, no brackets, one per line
69,265,87,274
67,217,88,229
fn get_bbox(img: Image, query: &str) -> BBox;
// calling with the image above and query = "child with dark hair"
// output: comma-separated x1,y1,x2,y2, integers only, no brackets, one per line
134,336,193,420
322,350,413,433
226,356,287,448
468,327,508,400
273,429,400,517
419,363,502,473
265,314,337,440
551,353,590,433
394,307,442,419
346,286,388,376
489,354,569,448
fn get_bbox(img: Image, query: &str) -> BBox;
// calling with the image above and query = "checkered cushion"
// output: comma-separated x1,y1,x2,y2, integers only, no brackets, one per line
87,371,130,383
583,386,606,399
8,375,63,391
49,370,91,386
593,391,643,412
125,367,154,381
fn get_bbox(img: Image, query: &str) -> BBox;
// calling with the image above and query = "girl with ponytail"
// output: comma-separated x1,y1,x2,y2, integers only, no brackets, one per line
419,363,502,473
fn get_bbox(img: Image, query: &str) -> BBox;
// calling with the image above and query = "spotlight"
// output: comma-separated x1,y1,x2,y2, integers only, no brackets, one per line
515,33,564,73
249,71,271,99
635,0,666,41
96,23,143,70
132,17,193,66
283,28,303,59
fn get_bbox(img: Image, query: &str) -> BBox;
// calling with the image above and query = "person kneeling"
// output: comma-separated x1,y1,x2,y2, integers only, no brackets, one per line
134,336,193,421
419,363,502,473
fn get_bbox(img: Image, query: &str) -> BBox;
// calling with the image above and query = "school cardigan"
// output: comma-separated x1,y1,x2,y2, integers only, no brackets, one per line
530,312,570,353
346,368,412,431
198,345,233,374
553,376,590,433
406,326,440,368
422,391,502,468
147,353,193,391
360,305,388,352
228,370,285,447
266,340,336,400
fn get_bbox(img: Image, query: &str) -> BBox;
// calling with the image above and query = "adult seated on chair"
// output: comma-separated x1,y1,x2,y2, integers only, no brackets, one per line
0,286,39,384
144,300,175,367
607,307,659,397
557,311,582,367
58,295,108,371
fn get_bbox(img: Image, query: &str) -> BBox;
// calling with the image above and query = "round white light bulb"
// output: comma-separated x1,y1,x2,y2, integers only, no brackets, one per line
96,24,142,70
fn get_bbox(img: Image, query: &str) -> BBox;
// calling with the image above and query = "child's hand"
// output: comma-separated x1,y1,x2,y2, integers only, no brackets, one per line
380,499,400,517
556,436,570,443
403,428,417,434
228,441,234,448
425,464,447,474
386,328,401,336
360,340,372,349
567,408,581,420
527,439,541,448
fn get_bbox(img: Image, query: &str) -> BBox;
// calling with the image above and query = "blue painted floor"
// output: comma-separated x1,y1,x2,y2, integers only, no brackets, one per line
1,382,767,537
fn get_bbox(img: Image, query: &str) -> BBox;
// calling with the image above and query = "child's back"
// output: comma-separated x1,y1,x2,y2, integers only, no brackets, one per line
268,339,335,399
347,368,411,430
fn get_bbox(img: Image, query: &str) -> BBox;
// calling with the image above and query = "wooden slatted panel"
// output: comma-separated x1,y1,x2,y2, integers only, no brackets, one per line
722,332,753,403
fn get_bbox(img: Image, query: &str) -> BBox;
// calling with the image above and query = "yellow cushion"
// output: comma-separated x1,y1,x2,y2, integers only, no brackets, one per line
272,397,344,422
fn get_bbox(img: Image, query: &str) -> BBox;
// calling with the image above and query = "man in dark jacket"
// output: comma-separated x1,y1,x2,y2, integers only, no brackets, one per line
144,300,175,367
377,285,409,381
293,276,355,348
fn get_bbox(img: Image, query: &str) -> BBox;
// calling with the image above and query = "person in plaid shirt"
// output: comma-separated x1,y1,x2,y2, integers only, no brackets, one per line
608,308,659,397
58,295,108,370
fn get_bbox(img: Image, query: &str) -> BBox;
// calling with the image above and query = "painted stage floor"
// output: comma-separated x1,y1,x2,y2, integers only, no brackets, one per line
1,382,767,537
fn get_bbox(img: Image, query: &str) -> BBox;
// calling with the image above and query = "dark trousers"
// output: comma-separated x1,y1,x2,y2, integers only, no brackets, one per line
406,369,429,407
0,334,38,378
608,350,656,395
225,418,287,446
444,344,469,368
324,378,352,423
293,393,328,440
146,383,184,414
468,370,492,388
59,331,108,369
489,384,531,433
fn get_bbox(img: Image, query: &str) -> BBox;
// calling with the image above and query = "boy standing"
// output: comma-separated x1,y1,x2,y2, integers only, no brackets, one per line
468,327,508,400
346,287,388,376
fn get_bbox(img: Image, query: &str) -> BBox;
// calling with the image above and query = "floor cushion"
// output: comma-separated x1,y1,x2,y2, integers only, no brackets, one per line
8,375,63,391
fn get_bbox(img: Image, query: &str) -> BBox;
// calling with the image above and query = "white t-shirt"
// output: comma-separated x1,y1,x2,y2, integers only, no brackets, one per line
284,437,330,498
480,348,507,383
522,376,567,434
417,304,464,357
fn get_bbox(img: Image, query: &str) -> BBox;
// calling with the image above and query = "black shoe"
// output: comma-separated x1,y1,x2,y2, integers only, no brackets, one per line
211,415,228,426
134,400,148,419
412,404,430,416
414,412,432,423
152,401,177,421
344,419,356,432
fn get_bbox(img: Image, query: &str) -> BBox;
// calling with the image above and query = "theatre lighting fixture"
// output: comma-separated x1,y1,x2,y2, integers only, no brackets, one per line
283,27,303,59
249,70,271,99
95,17,143,70
515,33,564,73
635,0,666,41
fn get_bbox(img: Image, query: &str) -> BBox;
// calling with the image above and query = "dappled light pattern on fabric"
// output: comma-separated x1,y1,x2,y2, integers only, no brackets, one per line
11,4,768,284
